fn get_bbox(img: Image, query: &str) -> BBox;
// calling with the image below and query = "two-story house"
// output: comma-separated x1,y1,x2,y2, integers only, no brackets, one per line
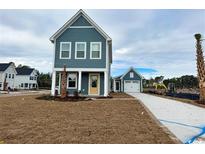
0,62,17,90
15,68,38,89
50,9,112,97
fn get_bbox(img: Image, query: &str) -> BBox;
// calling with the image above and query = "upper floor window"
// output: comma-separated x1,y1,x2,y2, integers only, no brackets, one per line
30,76,33,80
130,72,134,78
60,42,71,59
9,74,11,78
90,42,101,59
5,73,7,78
12,74,14,79
75,42,86,59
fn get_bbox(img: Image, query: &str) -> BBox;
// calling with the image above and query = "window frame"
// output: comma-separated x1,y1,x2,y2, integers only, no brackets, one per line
67,73,77,89
59,42,71,59
90,42,102,59
130,72,134,78
75,42,86,59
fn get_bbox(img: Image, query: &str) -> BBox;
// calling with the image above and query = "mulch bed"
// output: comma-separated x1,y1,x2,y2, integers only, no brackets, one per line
0,94,175,144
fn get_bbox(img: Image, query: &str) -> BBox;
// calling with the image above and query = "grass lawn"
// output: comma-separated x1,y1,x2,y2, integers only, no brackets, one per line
0,93,175,144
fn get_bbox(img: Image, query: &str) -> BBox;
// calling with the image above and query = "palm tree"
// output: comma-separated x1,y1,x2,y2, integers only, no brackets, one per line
195,33,205,103
61,65,67,98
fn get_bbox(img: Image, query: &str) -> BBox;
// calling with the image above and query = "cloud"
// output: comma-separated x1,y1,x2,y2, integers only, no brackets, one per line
0,9,205,79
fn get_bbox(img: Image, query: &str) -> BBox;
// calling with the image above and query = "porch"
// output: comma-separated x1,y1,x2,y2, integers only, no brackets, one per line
51,69,109,97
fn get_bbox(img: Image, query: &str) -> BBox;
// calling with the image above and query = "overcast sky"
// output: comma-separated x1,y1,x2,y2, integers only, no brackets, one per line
0,9,205,79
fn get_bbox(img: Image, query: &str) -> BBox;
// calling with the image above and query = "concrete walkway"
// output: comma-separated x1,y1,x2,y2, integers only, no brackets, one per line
128,93,205,144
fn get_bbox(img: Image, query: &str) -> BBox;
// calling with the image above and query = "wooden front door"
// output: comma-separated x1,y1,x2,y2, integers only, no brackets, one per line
89,74,100,95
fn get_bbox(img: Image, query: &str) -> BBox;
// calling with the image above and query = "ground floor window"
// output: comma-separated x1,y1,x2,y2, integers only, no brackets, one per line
25,83,28,88
67,73,77,89
21,83,24,87
0,82,2,88
33,84,36,88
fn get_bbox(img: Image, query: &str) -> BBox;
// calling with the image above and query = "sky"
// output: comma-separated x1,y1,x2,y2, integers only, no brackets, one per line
0,9,205,79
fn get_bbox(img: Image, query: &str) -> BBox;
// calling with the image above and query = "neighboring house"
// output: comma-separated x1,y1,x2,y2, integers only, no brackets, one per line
50,9,112,97
113,67,143,93
15,68,38,89
0,62,17,90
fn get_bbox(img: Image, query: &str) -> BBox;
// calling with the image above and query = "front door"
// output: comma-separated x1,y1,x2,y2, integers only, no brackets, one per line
89,74,100,95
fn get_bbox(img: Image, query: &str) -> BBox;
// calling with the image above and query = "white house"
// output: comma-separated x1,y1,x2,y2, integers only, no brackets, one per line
0,62,17,90
15,68,38,89
0,62,38,90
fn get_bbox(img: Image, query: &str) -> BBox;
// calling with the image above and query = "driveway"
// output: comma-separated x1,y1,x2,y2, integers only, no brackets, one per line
129,92,205,144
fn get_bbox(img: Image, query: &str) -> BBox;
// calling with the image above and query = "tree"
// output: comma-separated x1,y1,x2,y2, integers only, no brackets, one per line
195,33,205,103
61,65,67,98
37,73,52,89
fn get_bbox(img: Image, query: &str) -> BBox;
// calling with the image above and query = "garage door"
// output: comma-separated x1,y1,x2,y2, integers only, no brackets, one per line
124,80,140,92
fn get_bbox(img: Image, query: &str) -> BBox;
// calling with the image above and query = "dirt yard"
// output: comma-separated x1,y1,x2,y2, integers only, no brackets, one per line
0,93,175,144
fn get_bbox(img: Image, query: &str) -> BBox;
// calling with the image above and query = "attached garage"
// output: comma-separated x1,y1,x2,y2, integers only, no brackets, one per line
113,67,143,93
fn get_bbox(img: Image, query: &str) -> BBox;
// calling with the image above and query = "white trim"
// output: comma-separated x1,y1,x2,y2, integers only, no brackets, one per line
78,71,82,91
70,26,94,28
54,68,106,72
59,42,71,59
106,40,109,94
75,42,86,59
58,73,61,95
90,42,102,59
104,71,108,96
130,72,134,78
67,73,77,89
88,73,100,96
51,71,56,96
49,9,111,42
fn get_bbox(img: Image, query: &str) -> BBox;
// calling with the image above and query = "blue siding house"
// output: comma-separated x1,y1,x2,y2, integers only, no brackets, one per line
113,67,143,93
50,10,112,97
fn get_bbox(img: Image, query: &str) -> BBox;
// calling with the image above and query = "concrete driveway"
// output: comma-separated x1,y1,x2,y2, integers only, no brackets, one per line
128,92,205,144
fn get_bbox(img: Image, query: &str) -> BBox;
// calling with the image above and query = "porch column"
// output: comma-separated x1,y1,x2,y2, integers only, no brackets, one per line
58,73,61,95
78,71,82,92
104,71,108,96
51,71,56,96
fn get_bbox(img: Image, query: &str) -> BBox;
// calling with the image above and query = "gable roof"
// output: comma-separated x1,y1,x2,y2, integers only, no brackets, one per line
16,68,35,75
49,9,112,42
0,62,14,72
120,67,144,80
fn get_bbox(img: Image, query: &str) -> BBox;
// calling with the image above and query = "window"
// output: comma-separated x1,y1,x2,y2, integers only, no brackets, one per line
25,83,28,88
75,42,86,59
60,42,71,59
12,74,14,79
9,74,11,78
33,84,36,88
0,83,2,88
130,72,134,78
21,83,24,87
5,73,7,78
30,76,33,80
90,42,101,59
34,76,37,80
67,73,77,89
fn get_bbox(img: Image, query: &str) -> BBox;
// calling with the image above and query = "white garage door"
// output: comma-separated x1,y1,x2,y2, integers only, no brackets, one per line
124,80,140,92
